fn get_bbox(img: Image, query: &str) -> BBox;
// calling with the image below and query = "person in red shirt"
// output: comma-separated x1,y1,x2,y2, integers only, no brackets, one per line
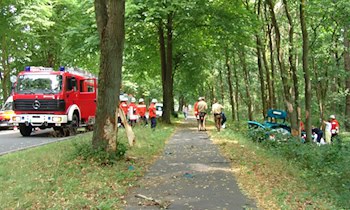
128,97,138,126
330,115,339,141
149,99,157,129
137,98,148,126
118,96,129,127
119,97,129,115
194,97,200,121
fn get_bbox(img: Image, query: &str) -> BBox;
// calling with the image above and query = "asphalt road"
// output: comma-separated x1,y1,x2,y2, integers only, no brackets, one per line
0,128,69,156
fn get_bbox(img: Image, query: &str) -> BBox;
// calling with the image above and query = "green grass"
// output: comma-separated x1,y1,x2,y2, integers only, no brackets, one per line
0,123,175,209
209,124,344,210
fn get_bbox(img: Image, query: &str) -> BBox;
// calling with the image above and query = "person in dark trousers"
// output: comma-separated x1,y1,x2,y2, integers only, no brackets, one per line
149,99,157,130
221,112,227,128
312,126,323,143
137,98,148,126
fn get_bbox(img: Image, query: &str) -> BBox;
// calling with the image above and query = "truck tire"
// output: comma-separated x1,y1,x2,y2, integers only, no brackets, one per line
68,113,79,136
19,125,32,137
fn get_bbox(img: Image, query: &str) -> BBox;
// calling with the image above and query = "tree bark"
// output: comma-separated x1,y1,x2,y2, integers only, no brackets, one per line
1,35,10,100
300,0,312,142
233,54,240,121
239,49,253,121
267,23,277,108
225,47,236,121
256,36,267,118
283,0,300,136
92,0,125,151
255,0,266,118
219,68,225,105
344,26,350,130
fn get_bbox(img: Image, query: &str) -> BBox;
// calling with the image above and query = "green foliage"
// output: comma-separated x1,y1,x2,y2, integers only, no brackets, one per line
247,128,350,208
71,140,128,165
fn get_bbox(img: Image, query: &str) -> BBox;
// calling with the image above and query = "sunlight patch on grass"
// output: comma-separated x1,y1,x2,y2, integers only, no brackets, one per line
209,128,336,210
0,123,175,209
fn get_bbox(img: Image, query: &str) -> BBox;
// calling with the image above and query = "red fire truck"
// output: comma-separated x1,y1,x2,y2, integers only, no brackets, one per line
11,66,97,137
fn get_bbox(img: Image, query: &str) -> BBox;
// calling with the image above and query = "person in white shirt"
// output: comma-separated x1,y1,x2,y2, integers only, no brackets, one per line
212,99,224,132
323,120,332,144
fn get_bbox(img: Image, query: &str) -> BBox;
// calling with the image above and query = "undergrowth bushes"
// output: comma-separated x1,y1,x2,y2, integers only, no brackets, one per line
248,130,350,208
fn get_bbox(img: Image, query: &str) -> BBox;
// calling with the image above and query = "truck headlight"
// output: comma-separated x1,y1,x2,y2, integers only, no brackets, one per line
12,116,21,122
52,117,62,122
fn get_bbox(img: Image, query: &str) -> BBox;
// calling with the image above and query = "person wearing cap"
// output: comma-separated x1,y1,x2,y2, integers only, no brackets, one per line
329,115,339,141
128,97,138,126
118,96,129,127
119,96,129,115
212,98,224,131
197,97,208,131
149,99,157,129
137,98,148,126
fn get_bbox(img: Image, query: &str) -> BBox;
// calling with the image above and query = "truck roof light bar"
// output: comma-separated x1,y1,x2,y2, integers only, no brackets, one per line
24,66,54,71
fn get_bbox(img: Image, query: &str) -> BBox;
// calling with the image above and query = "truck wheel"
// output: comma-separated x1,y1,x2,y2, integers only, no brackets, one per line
19,125,32,137
68,113,79,136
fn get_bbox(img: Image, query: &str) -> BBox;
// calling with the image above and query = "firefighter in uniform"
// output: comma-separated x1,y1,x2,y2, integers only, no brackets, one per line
128,97,138,126
149,99,157,130
137,98,148,126
330,115,339,142
119,96,129,127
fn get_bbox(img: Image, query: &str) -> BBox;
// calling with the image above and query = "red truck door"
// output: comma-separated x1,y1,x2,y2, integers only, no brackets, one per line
65,76,79,111
78,78,97,123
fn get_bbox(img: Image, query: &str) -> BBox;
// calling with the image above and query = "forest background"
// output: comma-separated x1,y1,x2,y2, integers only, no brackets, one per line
0,0,350,139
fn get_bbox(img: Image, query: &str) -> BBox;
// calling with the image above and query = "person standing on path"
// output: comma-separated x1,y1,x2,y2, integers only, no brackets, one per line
197,97,208,131
137,98,148,126
212,99,224,131
194,97,200,123
183,104,189,120
128,97,138,126
149,99,157,130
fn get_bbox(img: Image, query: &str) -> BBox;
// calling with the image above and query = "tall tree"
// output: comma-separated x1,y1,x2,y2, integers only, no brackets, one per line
300,0,312,142
92,0,125,151
344,26,350,130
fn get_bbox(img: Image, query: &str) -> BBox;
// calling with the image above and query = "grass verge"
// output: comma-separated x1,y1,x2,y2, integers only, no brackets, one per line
208,125,340,210
0,122,175,209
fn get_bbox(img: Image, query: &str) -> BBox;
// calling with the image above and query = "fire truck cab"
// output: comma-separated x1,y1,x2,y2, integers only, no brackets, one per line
11,66,97,137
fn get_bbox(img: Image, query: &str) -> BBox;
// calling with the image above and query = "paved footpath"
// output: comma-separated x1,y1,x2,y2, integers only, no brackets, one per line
124,119,257,210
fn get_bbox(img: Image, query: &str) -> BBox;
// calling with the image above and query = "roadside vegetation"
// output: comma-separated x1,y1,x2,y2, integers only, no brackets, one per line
0,123,175,209
210,124,350,209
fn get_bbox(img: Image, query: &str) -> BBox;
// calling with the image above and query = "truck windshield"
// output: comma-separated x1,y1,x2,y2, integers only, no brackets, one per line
15,74,63,94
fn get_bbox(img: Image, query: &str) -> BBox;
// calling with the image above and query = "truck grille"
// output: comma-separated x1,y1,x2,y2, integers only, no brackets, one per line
14,99,65,112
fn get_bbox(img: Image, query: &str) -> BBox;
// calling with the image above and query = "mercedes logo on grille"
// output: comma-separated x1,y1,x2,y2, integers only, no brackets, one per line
33,100,41,110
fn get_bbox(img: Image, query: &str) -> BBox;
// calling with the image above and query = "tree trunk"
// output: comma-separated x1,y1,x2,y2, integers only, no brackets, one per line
262,36,272,110
313,57,326,126
239,49,253,121
233,55,240,121
92,0,125,151
1,35,10,100
267,0,297,133
225,47,236,121
158,20,167,119
283,0,300,136
300,0,312,142
256,36,267,118
158,14,174,124
344,26,350,130
267,23,277,108
219,68,225,105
